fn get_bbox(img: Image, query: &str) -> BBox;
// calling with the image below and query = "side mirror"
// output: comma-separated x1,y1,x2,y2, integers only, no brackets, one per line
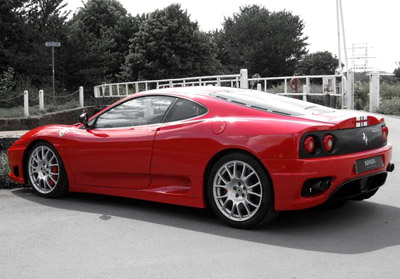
79,112,89,128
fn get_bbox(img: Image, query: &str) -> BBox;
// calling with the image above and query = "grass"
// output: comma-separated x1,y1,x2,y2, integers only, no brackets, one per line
0,100,80,118
0,150,10,177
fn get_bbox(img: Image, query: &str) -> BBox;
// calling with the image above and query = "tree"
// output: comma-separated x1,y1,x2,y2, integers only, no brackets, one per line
214,5,308,77
296,51,339,75
0,0,29,74
23,0,70,87
394,67,400,79
121,4,221,81
0,0,69,93
66,0,138,89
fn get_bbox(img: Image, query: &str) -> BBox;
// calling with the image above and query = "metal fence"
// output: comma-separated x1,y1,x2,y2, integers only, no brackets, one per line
0,87,84,117
93,69,360,110
93,74,240,98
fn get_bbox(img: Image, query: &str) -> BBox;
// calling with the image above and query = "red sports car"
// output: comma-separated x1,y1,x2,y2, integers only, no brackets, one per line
8,87,394,228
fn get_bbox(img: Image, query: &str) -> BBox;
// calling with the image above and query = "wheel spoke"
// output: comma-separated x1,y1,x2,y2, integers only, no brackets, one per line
48,154,55,164
242,201,251,216
222,199,230,209
230,203,236,217
245,171,255,180
247,182,260,189
233,162,237,178
248,191,262,198
237,204,242,220
224,166,233,180
218,173,229,185
45,177,54,190
246,198,258,208
216,193,228,199
43,149,49,162
240,163,246,178
49,175,57,184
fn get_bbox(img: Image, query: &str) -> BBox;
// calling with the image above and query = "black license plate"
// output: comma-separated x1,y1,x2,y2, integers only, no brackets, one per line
355,155,384,174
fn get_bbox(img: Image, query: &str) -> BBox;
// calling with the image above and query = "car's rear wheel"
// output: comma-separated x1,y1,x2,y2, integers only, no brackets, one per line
26,142,68,198
207,153,278,228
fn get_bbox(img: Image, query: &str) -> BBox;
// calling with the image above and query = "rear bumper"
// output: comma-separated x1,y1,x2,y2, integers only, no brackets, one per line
263,144,392,211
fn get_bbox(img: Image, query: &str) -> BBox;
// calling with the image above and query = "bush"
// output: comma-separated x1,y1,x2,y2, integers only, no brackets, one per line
380,82,400,100
378,98,400,115
354,80,369,111
0,151,11,177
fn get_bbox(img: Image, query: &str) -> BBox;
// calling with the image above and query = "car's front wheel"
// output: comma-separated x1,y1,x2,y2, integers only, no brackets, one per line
26,142,68,198
207,153,278,228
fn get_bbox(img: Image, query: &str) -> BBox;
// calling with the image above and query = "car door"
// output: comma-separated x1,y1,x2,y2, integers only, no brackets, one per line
151,98,209,179
65,95,175,189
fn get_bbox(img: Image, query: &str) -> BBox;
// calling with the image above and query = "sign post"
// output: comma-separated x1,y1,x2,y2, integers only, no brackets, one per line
45,41,61,104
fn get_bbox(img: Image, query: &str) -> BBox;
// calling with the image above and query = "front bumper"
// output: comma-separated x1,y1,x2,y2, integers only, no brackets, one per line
264,143,392,211
7,144,26,185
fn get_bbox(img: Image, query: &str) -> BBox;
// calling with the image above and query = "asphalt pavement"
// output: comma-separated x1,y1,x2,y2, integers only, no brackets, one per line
0,114,399,279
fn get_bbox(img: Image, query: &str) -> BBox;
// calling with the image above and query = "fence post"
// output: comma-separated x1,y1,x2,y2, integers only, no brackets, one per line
369,72,380,113
284,78,287,94
256,83,262,91
346,71,354,109
302,85,307,101
324,93,331,107
240,69,248,89
24,90,29,117
79,86,84,107
39,89,44,110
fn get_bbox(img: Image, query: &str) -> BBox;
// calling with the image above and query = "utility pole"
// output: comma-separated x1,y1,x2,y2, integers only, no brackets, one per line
45,41,61,104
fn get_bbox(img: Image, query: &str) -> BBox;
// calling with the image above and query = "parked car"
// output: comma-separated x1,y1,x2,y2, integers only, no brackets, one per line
8,86,394,228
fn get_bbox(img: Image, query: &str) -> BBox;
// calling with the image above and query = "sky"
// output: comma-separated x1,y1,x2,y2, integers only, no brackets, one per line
65,0,400,73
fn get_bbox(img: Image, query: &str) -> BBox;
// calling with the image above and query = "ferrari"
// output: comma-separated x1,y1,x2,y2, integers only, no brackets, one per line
8,86,394,228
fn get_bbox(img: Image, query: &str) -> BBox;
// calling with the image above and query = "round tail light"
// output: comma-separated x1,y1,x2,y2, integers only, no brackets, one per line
304,136,316,154
382,126,388,141
323,134,334,152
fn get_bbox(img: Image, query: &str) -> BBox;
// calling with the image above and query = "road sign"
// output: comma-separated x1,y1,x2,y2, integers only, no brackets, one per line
45,42,61,47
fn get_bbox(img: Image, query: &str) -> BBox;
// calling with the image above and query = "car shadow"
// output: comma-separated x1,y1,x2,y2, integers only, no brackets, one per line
12,187,400,255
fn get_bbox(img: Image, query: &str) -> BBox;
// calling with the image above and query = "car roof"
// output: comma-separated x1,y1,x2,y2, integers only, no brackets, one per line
136,86,335,116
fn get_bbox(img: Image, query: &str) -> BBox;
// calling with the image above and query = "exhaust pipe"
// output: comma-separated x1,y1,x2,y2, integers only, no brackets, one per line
387,163,395,172
302,178,332,197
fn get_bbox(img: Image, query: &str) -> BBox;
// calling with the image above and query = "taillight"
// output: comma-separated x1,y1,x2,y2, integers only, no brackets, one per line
382,126,388,141
304,136,316,154
323,134,334,152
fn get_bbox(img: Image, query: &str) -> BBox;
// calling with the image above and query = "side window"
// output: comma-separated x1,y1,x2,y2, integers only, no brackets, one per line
95,96,175,128
164,98,207,123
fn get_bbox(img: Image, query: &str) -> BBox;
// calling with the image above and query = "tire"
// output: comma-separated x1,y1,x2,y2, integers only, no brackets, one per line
206,153,278,229
26,142,68,198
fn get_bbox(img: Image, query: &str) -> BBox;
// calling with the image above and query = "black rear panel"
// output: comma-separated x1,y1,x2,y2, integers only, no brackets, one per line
300,123,386,158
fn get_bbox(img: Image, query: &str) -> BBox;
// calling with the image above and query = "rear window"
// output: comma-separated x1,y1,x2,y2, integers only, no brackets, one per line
210,89,335,116
164,98,207,122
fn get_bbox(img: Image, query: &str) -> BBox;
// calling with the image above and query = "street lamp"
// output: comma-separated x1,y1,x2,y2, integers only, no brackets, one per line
45,41,61,104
